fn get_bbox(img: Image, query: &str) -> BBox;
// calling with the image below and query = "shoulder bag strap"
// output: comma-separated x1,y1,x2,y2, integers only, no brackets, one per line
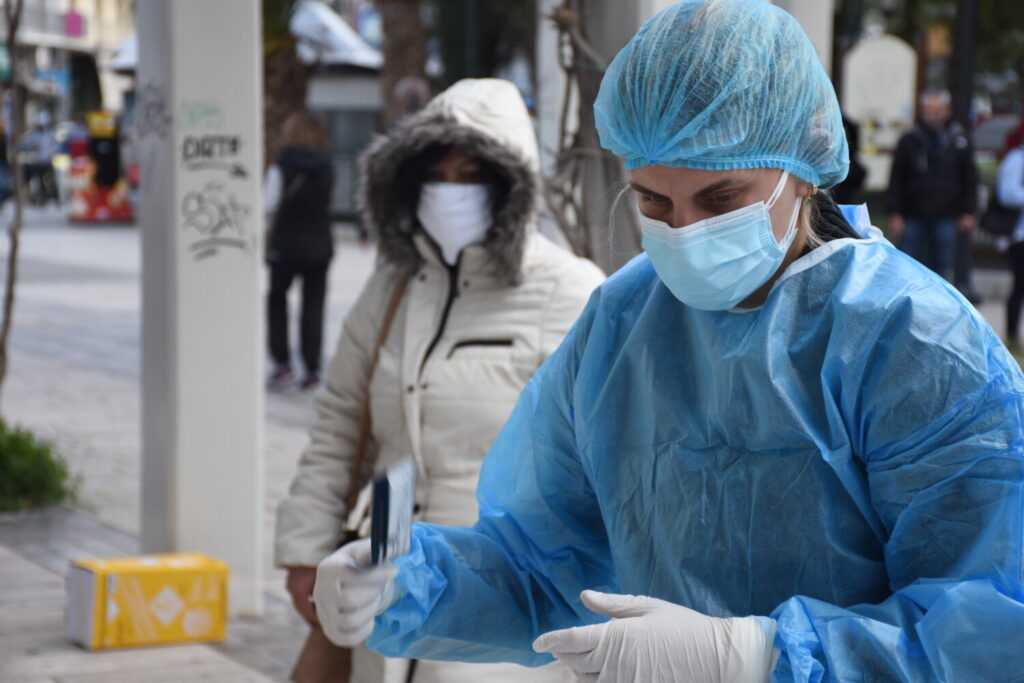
343,275,409,513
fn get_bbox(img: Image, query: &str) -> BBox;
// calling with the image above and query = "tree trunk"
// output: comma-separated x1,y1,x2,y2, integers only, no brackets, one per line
379,0,427,128
263,48,311,167
0,0,26,411
543,0,638,274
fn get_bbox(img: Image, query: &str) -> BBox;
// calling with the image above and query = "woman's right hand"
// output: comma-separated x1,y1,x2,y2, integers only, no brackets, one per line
286,566,320,625
314,538,392,646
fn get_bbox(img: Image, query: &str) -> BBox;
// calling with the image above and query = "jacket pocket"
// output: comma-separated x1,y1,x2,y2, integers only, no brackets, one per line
446,338,514,359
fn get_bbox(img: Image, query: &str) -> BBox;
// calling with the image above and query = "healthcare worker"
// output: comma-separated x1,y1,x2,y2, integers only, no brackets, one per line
313,1,1024,680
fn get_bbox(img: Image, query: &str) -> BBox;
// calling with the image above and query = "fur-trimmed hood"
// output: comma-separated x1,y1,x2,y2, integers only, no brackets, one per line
358,78,541,284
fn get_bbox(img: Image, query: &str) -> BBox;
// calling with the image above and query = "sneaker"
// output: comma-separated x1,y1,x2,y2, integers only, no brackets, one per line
300,372,321,391
267,364,294,391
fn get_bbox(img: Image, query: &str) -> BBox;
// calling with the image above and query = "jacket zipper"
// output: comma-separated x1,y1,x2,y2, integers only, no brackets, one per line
419,258,460,375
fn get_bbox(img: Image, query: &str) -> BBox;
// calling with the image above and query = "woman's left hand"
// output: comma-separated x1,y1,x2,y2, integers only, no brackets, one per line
533,590,777,683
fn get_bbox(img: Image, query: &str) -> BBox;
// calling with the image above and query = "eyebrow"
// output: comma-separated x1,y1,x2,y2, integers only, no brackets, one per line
629,182,668,200
629,177,752,201
693,178,750,196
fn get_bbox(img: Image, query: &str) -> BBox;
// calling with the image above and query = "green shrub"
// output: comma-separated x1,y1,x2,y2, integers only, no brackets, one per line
0,419,72,512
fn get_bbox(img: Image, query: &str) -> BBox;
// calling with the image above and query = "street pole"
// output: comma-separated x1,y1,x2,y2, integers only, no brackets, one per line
950,0,978,135
465,0,477,78
136,0,264,617
950,0,979,298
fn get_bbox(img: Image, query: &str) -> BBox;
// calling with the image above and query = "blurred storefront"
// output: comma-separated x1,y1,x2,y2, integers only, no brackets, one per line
66,109,132,222
1,0,135,123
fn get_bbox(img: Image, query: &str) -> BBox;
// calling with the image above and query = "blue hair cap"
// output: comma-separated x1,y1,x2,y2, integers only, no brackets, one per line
594,0,849,188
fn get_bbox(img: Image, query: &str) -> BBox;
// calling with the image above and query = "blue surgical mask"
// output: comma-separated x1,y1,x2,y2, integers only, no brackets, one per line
639,170,802,311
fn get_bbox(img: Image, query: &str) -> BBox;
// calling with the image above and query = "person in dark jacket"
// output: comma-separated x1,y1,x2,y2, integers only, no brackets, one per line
886,90,978,282
830,114,866,205
264,111,335,391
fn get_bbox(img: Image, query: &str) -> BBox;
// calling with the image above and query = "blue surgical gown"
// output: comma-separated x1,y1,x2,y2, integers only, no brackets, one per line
368,230,1024,680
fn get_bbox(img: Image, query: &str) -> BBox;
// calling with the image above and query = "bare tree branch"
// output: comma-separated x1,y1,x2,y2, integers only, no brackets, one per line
0,0,28,410
542,0,638,272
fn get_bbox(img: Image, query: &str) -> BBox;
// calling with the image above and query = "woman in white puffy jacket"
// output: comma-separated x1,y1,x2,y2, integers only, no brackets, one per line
274,78,605,683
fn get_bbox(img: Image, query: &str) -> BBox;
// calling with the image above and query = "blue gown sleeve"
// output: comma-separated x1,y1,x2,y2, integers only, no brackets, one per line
367,296,616,666
771,295,1024,681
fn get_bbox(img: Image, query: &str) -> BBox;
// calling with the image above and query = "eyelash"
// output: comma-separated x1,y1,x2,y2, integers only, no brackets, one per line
708,193,737,204
639,192,737,206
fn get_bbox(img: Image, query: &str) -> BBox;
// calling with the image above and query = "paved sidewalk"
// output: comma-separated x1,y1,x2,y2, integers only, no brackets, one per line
0,207,376,680
0,542,275,683
0,508,297,682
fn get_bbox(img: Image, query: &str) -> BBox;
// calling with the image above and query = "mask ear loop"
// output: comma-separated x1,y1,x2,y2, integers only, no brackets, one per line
771,175,806,251
765,170,791,209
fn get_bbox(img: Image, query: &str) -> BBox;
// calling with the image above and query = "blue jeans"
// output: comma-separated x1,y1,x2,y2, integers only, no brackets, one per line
899,217,957,281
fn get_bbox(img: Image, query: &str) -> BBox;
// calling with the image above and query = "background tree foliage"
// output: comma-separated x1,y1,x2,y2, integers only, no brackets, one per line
836,0,1024,112
432,0,536,89
379,0,428,126
262,0,311,165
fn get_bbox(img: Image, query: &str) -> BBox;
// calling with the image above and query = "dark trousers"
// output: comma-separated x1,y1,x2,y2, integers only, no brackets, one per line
268,259,329,373
900,216,957,281
1007,241,1024,343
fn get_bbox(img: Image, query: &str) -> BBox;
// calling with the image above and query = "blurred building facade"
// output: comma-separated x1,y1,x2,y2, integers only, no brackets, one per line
0,0,135,122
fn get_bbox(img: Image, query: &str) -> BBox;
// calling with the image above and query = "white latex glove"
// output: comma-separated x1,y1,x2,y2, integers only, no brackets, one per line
313,538,392,647
532,590,777,683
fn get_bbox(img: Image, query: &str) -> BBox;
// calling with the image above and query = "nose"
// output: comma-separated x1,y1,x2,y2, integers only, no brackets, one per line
670,206,704,229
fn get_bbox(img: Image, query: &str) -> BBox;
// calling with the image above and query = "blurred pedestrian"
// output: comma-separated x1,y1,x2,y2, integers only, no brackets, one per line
275,78,603,683
22,111,59,206
887,90,978,283
997,142,1024,353
265,111,335,392
391,75,431,122
1001,115,1024,160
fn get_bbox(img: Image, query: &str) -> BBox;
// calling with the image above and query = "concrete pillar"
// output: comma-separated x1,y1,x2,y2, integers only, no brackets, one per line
535,0,567,181
137,0,264,617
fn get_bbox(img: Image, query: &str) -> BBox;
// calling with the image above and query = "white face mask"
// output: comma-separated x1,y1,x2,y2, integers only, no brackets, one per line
416,183,492,265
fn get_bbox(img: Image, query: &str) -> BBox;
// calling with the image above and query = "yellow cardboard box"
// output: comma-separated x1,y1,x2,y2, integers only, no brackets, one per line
66,553,228,649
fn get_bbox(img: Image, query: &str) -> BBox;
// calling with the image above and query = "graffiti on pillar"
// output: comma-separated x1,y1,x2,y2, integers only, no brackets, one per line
179,98,225,131
181,134,249,178
136,82,173,141
180,181,253,261
175,96,258,261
